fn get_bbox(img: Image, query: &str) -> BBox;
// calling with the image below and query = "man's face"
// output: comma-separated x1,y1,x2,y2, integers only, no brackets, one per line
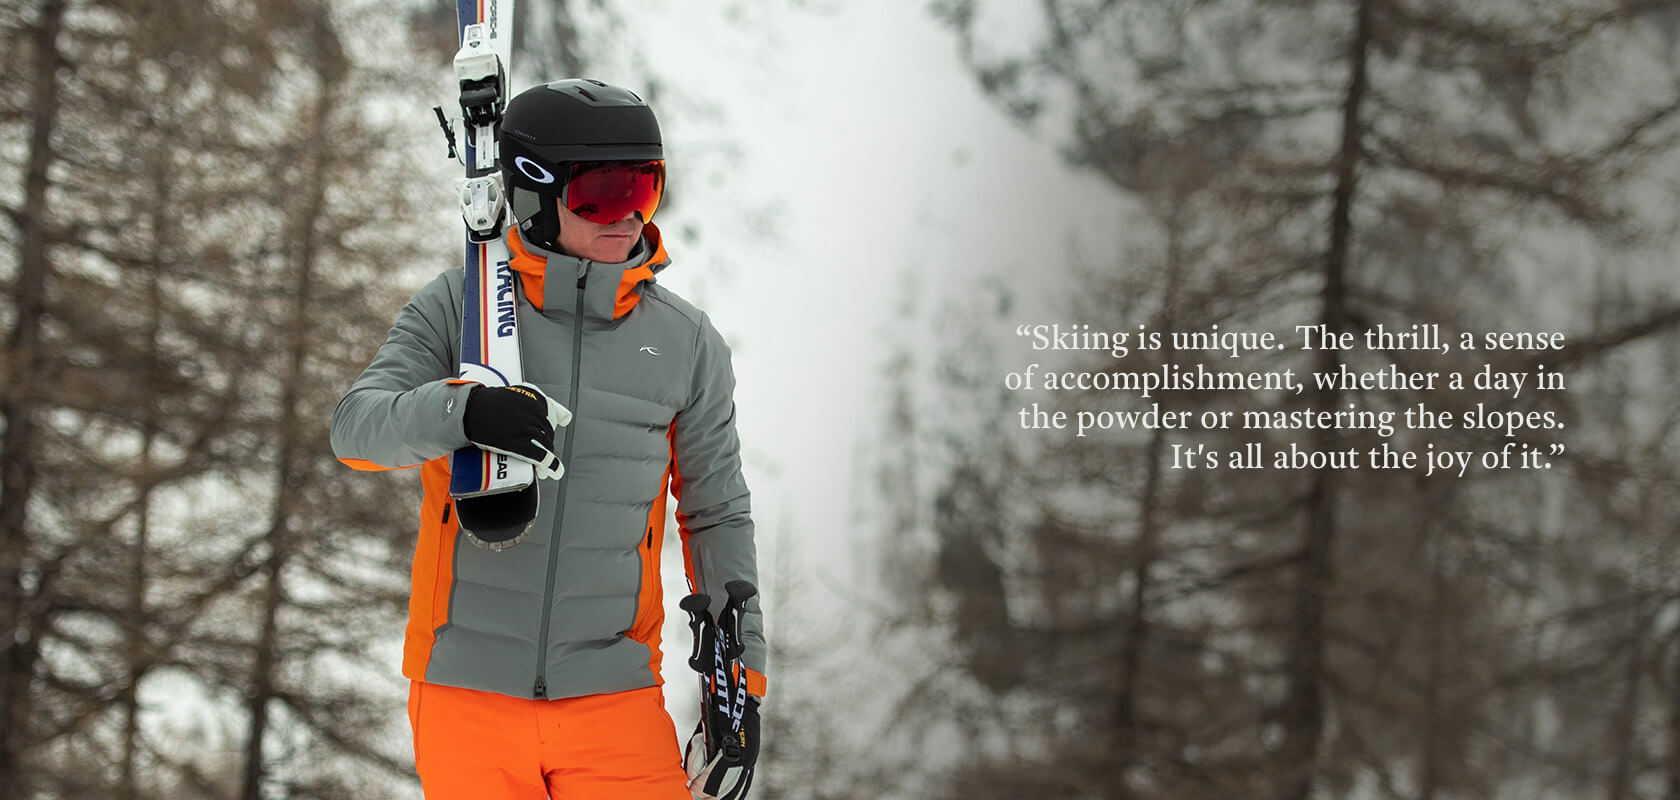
555,203,643,263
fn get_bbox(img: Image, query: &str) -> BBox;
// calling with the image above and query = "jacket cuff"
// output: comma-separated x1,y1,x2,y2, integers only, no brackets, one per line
444,379,481,445
741,665,767,698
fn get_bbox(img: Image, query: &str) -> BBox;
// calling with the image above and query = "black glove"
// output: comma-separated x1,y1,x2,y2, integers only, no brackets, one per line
683,695,758,800
462,382,571,480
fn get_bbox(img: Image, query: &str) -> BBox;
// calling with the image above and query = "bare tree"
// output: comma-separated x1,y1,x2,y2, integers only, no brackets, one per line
1,1,443,797
0,3,68,791
856,1,1680,798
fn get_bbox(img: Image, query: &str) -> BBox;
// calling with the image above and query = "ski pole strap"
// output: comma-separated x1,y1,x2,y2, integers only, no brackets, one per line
709,613,735,751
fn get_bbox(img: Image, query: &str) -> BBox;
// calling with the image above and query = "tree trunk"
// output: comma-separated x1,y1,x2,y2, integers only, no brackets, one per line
1112,428,1164,794
1277,2,1371,799
120,123,176,800
1111,193,1190,797
1667,624,1680,800
238,68,334,800
0,3,67,794
1605,602,1647,800
1416,540,1443,800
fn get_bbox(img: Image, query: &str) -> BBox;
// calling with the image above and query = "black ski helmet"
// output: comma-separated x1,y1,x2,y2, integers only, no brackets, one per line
499,79,663,250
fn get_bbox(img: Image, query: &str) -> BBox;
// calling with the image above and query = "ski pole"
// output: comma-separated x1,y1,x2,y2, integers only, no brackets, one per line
681,593,715,719
719,581,756,743
682,592,724,759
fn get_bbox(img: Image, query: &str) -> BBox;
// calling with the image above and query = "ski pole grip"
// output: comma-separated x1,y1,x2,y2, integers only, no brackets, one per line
719,581,756,660
725,580,757,605
681,593,713,673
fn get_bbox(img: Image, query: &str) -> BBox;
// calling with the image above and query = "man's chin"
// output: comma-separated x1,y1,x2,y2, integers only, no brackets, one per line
593,236,635,262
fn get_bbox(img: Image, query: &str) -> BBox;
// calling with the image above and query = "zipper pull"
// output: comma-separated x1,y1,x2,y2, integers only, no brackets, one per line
534,675,547,698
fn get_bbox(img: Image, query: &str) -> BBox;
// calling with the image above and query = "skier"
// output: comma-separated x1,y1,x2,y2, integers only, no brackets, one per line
331,79,764,800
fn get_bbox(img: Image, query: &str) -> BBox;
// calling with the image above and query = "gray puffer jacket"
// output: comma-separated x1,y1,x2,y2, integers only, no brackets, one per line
331,224,766,701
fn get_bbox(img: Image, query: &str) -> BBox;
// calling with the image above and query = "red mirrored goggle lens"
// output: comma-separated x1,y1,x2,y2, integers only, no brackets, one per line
562,161,665,224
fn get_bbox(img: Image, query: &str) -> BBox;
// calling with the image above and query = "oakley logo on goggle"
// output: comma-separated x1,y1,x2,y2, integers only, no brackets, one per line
513,156,557,184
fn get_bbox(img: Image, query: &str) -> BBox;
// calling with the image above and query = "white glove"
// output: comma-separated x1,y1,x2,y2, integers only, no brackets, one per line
682,701,758,800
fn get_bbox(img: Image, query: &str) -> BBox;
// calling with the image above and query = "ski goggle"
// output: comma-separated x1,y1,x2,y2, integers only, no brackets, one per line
561,160,665,225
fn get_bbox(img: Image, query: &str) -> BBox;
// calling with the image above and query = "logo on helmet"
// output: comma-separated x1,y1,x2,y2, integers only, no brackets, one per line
514,156,556,184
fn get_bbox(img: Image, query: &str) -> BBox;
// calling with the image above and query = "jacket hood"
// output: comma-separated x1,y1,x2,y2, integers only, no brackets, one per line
505,222,671,320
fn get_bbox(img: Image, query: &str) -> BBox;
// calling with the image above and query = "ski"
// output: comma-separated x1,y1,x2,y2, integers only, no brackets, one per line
442,0,534,548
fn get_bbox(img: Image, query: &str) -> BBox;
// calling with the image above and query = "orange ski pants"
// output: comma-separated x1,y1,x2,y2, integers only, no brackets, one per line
407,680,690,799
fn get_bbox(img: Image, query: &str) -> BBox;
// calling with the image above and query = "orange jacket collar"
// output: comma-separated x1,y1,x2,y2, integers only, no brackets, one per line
505,224,669,318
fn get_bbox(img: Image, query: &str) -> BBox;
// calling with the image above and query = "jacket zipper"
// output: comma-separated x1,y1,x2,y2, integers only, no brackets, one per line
533,265,590,699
